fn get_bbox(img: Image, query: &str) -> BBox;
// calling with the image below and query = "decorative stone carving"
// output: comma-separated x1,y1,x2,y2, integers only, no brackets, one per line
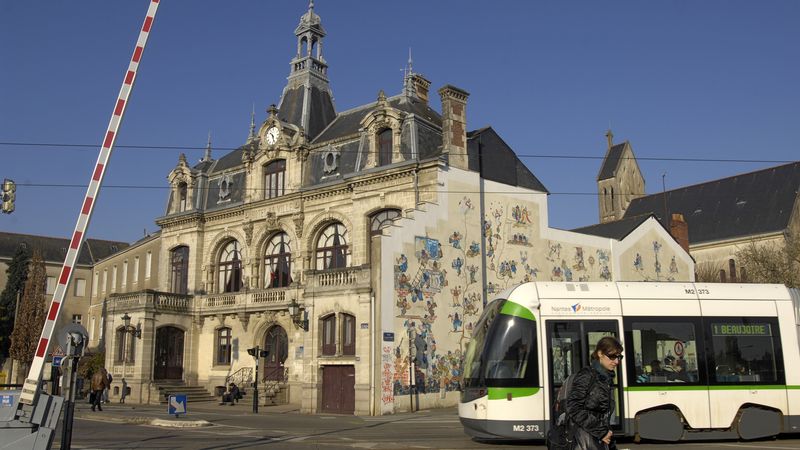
293,212,305,238
243,221,254,245
217,174,233,203
322,144,340,175
265,212,278,230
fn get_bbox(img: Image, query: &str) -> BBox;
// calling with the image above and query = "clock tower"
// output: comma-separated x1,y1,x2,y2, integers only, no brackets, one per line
277,0,336,141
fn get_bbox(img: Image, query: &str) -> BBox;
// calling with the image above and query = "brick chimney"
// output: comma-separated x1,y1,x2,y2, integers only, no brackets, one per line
670,213,690,253
411,74,431,105
439,84,470,170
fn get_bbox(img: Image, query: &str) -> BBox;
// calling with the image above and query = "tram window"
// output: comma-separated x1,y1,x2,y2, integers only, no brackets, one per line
707,318,784,384
627,320,700,384
463,300,502,386
481,313,537,386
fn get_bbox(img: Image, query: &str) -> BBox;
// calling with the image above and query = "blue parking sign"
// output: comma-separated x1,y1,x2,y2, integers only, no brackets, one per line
167,394,187,417
52,356,63,367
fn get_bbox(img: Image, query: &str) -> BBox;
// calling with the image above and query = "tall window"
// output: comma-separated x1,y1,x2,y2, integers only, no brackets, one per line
216,327,232,365
74,278,86,297
102,269,107,293
322,314,336,356
218,240,243,293
315,222,350,270
46,276,56,295
378,128,392,165
122,260,128,288
719,269,727,283
342,313,356,355
133,256,140,283
264,160,286,199
115,327,135,363
178,182,188,212
370,209,401,237
111,265,117,292
93,272,99,297
264,233,292,288
145,251,152,279
171,246,190,295
729,259,737,282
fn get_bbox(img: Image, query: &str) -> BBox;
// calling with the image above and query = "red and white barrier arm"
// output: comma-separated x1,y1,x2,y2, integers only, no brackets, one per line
19,0,160,406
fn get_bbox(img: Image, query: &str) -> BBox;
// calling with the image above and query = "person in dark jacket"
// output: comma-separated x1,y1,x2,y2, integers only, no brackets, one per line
566,336,623,450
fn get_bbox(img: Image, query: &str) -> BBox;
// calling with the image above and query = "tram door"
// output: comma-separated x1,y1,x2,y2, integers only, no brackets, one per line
545,320,623,431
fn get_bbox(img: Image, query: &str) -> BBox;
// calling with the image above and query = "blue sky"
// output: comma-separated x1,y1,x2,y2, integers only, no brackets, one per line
1,1,798,243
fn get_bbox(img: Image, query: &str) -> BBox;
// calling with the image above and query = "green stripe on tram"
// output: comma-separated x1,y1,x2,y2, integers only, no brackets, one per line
625,385,797,392
500,300,535,321
487,387,540,400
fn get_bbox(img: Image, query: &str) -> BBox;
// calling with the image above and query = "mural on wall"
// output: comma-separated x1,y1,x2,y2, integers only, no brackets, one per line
390,186,689,401
626,236,685,282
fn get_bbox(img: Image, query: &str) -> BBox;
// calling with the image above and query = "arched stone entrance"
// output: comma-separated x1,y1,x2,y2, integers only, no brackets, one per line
263,325,288,381
154,326,184,380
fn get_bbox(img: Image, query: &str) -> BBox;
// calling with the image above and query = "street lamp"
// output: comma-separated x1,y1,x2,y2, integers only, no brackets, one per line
119,313,141,399
247,346,269,413
287,298,308,331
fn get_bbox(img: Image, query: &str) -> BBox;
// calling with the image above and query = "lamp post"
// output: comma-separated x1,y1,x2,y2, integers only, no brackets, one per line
120,313,141,400
288,298,309,331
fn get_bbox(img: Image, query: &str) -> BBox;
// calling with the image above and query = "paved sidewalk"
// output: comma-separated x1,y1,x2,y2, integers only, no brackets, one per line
72,399,302,427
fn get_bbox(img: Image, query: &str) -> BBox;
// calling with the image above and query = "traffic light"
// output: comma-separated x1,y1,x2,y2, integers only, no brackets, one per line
1,179,15,214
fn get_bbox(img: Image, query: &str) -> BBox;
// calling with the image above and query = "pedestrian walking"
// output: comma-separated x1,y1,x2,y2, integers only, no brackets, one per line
120,378,128,403
91,367,111,412
565,336,623,450
103,371,113,404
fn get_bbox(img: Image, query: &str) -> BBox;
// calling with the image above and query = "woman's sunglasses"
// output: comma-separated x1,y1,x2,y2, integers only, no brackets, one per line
604,353,624,361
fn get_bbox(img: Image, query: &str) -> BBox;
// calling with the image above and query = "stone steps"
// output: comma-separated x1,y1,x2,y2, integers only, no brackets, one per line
156,383,217,403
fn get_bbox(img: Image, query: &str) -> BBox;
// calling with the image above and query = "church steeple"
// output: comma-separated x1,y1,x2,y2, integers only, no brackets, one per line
277,1,336,141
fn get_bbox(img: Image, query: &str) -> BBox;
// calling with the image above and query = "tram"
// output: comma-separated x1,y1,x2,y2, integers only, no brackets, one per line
459,282,800,442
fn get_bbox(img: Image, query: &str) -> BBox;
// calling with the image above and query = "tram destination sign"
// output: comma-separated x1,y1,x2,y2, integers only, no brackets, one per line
711,323,771,337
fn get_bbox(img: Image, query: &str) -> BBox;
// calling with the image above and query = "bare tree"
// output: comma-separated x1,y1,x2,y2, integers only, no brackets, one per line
9,250,48,373
694,260,724,283
735,232,800,288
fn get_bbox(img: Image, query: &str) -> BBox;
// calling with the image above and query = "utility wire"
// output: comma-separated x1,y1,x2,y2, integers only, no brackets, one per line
0,141,794,164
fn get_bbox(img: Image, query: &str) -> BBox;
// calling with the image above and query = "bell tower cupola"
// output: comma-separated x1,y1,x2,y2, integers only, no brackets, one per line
277,1,336,141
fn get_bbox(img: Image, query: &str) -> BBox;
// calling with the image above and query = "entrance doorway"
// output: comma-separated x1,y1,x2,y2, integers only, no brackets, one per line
263,325,288,381
154,326,184,380
545,320,623,430
321,365,355,414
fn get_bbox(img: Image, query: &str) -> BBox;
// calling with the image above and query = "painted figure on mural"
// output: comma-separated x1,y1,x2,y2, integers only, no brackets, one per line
448,231,463,249
451,257,463,275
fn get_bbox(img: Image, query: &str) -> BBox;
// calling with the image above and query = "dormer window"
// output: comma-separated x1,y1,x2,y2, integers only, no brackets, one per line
264,160,286,199
378,128,392,166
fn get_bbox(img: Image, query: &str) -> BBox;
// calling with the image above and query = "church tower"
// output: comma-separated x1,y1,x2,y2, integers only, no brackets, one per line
277,1,336,141
597,130,645,223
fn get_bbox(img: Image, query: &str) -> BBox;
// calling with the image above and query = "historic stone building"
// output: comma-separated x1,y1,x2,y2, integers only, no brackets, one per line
584,135,800,282
81,4,693,415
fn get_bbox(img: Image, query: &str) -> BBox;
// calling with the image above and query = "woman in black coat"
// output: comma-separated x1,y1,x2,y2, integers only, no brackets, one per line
566,336,623,450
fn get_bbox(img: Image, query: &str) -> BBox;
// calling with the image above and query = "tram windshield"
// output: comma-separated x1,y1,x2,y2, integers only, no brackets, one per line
464,300,538,388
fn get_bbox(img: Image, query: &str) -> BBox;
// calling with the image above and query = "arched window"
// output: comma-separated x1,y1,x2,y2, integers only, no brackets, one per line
322,314,336,356
218,240,243,293
378,128,392,166
370,209,401,237
170,246,189,295
719,269,727,283
178,182,188,212
729,259,737,282
603,188,609,212
264,160,286,199
610,187,615,210
264,232,292,288
216,327,232,365
315,222,350,270
342,313,356,356
115,327,135,363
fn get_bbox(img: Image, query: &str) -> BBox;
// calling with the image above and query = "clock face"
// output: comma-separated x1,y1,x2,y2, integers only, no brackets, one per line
265,126,280,145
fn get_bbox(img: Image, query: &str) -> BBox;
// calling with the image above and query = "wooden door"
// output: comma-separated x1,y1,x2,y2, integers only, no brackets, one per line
321,365,355,414
154,326,184,380
263,325,288,381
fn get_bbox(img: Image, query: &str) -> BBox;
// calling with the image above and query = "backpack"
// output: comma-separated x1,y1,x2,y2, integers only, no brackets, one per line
546,369,596,450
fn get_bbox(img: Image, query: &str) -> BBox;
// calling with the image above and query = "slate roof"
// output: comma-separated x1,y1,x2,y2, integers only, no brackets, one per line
571,214,652,240
623,162,800,245
312,95,442,144
0,232,129,266
467,127,549,193
597,143,627,181
279,85,336,140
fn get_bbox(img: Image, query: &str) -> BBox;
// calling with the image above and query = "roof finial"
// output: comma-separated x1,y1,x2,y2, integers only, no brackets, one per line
247,103,256,143
605,128,614,150
408,47,413,75
403,48,417,98
309,0,314,14
203,131,212,162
